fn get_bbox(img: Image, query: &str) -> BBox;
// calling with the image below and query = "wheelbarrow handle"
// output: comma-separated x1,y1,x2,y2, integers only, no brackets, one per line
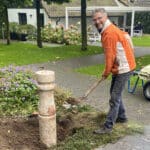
83,77,104,99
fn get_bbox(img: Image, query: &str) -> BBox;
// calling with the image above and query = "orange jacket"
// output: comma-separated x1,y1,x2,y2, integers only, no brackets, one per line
101,20,136,77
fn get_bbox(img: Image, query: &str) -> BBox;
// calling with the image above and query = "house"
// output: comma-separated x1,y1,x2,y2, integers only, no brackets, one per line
41,0,150,37
119,0,150,6
8,8,49,27
41,0,121,28
8,0,121,28
7,0,150,37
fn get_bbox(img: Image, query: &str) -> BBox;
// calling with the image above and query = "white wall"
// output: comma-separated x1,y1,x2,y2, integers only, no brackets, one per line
8,8,49,27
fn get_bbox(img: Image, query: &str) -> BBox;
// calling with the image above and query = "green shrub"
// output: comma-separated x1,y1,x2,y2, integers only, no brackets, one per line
18,24,37,41
9,22,20,33
0,65,38,116
9,22,37,41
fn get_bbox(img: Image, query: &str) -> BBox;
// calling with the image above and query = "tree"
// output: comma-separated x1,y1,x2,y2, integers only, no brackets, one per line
4,5,10,45
81,0,87,51
0,0,32,45
36,0,71,48
36,0,42,48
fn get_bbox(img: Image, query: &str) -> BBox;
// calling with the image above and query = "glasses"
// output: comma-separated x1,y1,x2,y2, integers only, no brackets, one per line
93,16,103,22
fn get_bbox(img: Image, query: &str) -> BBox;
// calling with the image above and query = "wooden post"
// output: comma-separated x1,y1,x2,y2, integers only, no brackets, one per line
36,70,56,148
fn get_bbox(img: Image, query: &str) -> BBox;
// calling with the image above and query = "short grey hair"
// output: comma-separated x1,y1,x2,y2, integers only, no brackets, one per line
92,8,107,17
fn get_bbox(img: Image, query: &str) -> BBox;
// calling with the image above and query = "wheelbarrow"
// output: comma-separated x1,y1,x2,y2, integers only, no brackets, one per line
128,65,150,101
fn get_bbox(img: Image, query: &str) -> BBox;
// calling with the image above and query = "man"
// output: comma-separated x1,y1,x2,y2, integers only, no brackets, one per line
134,21,143,31
92,8,136,134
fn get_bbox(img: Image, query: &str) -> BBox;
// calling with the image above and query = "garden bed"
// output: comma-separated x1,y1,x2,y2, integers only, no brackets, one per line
0,108,143,150
0,65,143,150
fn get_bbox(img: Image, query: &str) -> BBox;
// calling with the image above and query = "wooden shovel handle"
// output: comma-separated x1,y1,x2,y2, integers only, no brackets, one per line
83,78,104,99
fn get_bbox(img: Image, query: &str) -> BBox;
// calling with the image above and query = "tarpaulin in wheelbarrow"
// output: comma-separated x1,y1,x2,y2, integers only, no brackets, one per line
138,65,150,81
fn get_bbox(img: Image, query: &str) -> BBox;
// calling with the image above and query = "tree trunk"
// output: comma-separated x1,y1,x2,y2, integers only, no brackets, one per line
4,6,10,45
36,0,42,48
81,0,87,51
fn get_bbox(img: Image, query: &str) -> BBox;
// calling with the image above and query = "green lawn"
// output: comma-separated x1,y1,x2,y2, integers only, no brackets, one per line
75,55,150,78
132,35,150,47
0,35,149,68
0,42,102,67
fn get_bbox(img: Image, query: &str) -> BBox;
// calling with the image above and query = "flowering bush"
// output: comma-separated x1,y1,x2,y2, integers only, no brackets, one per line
42,24,64,44
0,65,71,116
63,24,81,45
42,23,81,45
0,65,38,116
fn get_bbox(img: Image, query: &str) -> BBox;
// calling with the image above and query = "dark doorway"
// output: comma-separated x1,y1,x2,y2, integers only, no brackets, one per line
18,13,27,25
39,13,44,27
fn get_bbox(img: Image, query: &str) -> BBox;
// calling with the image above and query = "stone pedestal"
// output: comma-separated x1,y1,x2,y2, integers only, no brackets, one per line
36,70,56,148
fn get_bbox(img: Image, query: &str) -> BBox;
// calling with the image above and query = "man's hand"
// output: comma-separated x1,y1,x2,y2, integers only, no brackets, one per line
101,74,107,80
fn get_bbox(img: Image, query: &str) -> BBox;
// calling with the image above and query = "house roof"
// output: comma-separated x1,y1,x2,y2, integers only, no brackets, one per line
119,0,150,6
41,0,118,18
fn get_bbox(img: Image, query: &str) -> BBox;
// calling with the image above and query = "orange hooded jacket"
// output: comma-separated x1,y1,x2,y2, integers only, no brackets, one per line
101,20,136,77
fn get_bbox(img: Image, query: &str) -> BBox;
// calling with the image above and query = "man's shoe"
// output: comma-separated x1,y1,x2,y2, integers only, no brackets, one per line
116,118,128,123
93,127,112,134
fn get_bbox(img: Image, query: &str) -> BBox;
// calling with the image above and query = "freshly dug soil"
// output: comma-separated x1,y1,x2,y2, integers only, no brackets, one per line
0,114,78,150
0,111,102,150
0,117,47,150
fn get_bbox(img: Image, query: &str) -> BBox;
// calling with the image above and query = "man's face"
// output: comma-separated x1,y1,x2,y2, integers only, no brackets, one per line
92,12,107,30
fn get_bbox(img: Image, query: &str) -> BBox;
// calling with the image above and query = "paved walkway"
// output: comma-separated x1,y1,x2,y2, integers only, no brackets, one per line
26,46,150,149
95,126,150,150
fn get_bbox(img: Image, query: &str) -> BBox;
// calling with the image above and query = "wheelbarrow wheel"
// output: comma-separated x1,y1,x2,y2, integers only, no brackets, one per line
143,81,150,101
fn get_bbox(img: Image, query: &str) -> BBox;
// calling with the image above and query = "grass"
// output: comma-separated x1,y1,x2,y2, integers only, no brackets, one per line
0,34,149,67
75,55,150,88
136,55,150,69
75,55,150,78
55,105,143,150
132,35,150,47
0,42,103,67
75,64,104,78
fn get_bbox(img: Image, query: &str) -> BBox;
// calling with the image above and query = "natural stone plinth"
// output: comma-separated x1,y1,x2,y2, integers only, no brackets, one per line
36,70,56,148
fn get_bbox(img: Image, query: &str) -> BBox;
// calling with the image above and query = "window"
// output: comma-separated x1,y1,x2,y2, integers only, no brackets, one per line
18,13,27,25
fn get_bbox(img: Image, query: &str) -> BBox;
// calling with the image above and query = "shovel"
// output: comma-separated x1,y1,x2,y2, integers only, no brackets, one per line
67,77,104,105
